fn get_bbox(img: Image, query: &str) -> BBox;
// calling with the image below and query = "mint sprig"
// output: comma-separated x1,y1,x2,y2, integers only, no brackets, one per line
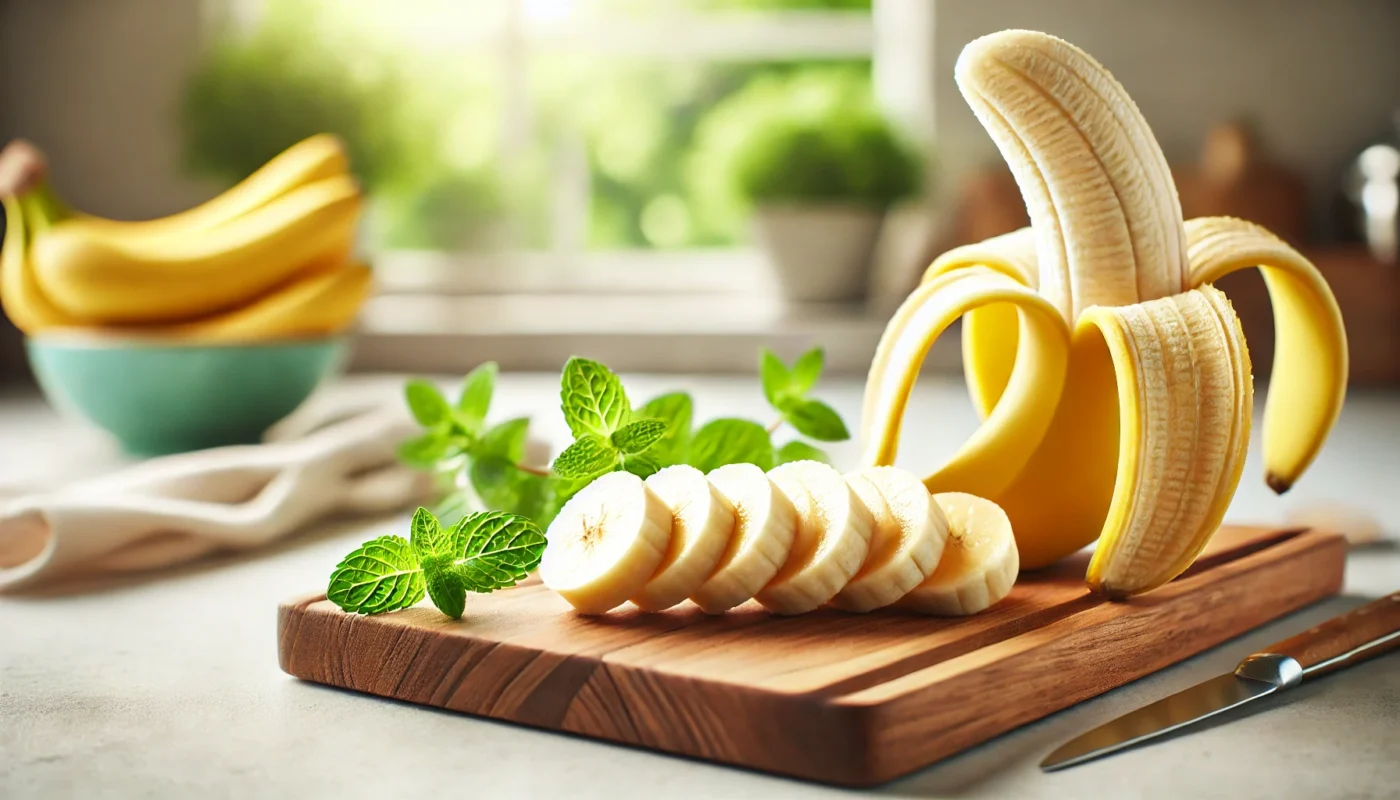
328,508,546,619
761,347,851,443
389,347,849,548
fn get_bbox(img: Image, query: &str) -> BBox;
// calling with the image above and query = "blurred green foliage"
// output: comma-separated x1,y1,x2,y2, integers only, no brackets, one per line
731,110,923,209
176,0,924,252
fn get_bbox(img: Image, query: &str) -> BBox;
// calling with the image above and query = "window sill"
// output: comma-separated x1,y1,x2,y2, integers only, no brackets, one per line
350,292,960,375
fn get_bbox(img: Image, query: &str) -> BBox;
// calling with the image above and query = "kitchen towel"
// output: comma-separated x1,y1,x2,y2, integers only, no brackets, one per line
0,407,435,592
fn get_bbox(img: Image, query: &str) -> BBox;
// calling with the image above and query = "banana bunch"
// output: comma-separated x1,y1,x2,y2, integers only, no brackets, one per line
540,462,1019,616
862,31,1348,597
0,134,371,342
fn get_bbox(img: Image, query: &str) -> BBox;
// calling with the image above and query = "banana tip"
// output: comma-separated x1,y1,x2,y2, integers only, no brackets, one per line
1265,473,1293,495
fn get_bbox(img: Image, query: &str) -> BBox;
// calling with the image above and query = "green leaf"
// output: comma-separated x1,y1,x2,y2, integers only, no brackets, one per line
477,416,530,462
611,419,667,455
409,506,453,558
781,398,850,442
456,361,498,435
775,440,829,466
433,490,477,529
422,556,467,619
560,357,631,438
759,348,792,407
469,455,521,511
622,452,661,478
790,348,825,396
551,434,618,479
688,418,775,472
448,511,548,592
637,392,693,466
405,380,450,427
397,431,453,468
327,535,425,615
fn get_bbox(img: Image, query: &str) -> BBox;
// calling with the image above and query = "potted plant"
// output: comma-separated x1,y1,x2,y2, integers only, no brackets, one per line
733,111,924,303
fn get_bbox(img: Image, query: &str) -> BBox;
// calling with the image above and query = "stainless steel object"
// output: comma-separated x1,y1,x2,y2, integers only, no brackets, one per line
1041,591,1400,772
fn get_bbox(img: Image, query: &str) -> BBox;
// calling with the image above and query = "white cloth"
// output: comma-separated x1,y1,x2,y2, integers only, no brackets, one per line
0,408,434,591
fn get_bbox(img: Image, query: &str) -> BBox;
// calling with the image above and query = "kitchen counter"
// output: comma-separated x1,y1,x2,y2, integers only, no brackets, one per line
3,373,1398,799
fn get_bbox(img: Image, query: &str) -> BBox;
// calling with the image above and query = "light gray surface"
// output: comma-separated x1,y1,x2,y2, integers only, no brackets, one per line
2,374,1398,799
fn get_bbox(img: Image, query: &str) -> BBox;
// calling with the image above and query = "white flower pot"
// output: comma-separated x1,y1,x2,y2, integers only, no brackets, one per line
752,205,885,303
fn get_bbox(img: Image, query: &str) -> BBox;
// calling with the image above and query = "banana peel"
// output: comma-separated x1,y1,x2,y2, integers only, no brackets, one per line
861,30,1347,596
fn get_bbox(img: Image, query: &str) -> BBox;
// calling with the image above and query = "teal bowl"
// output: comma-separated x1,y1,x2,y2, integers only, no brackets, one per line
26,335,349,456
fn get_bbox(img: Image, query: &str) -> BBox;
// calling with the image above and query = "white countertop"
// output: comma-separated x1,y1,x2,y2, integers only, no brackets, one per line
2,373,1398,799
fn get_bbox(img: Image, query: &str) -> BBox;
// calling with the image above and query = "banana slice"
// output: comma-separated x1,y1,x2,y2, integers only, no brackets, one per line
902,492,1018,616
630,465,735,611
758,460,873,615
540,471,673,615
691,463,797,614
832,466,948,612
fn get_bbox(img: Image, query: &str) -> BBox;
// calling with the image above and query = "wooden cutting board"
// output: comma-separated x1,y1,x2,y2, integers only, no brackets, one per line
278,525,1346,787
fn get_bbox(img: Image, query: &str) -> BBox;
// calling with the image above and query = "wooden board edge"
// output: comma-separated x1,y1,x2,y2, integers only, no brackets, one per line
272,529,1349,788
842,529,1348,785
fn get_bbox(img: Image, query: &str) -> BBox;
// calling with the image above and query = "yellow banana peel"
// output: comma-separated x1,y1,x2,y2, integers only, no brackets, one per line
862,30,1347,597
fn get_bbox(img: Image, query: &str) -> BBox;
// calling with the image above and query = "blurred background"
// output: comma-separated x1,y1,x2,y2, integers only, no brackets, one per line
1,0,1399,381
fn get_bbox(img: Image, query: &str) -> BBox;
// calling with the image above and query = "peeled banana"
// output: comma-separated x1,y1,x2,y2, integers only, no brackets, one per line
541,462,1019,616
861,30,1347,596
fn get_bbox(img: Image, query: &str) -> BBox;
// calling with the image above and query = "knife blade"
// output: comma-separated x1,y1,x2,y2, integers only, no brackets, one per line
1041,590,1400,772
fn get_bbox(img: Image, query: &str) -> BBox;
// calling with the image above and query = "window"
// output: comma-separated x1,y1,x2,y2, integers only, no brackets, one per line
196,0,940,372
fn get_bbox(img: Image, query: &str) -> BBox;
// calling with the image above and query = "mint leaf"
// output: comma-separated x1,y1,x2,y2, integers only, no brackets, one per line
422,556,467,619
470,455,527,511
552,434,618,479
433,491,477,529
327,535,425,615
397,431,453,468
455,362,498,435
637,392,692,466
478,416,530,462
782,398,850,442
405,380,450,427
622,452,661,478
776,440,829,465
409,506,453,558
688,418,775,472
790,347,824,396
611,419,667,455
759,348,792,407
560,357,631,438
449,511,547,592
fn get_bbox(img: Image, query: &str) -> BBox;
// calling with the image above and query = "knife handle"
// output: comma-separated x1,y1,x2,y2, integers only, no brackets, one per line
1264,591,1400,678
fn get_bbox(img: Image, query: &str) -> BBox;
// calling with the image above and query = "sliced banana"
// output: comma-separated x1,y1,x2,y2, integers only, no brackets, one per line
692,463,797,614
540,471,673,615
832,466,948,612
902,492,1019,616
758,460,873,615
630,464,735,611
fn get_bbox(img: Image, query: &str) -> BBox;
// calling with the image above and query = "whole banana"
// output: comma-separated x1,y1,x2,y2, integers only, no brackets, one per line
32,174,361,324
861,30,1347,597
49,133,349,240
1,134,364,336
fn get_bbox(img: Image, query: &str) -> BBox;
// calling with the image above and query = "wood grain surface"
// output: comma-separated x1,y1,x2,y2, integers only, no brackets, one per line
278,525,1346,787
1265,590,1400,677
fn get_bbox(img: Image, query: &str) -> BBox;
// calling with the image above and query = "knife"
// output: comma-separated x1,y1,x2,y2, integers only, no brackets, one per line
1041,590,1400,772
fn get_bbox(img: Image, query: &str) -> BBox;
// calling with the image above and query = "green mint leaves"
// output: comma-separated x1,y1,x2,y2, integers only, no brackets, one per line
552,434,618,479
380,346,851,606
326,535,427,616
689,418,774,472
761,347,850,443
561,358,631,439
328,508,546,619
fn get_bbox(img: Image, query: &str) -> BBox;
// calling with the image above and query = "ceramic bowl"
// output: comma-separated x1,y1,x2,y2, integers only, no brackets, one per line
26,334,349,456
